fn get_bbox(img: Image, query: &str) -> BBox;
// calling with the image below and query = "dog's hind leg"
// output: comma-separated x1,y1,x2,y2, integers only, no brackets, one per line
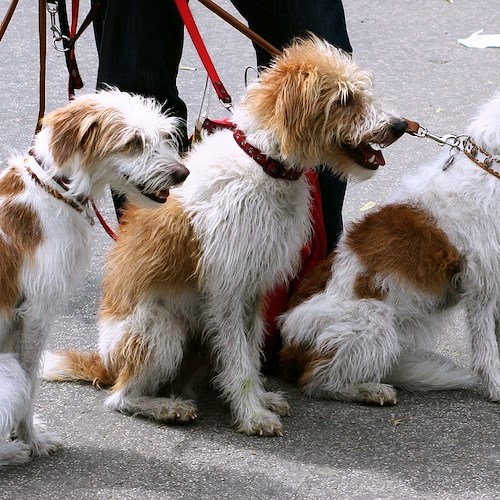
101,310,198,424
298,300,401,404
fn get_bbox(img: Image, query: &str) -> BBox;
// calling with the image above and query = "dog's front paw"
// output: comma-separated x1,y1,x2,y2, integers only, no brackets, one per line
0,440,33,466
237,411,284,437
29,431,64,457
263,391,290,417
357,383,398,406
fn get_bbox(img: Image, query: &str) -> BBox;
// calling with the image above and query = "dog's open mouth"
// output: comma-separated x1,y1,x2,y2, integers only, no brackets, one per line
126,175,170,204
141,188,170,203
342,144,385,170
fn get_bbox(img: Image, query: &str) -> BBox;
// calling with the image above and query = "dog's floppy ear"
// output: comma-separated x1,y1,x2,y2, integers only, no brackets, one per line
243,36,370,165
244,61,323,161
42,97,129,168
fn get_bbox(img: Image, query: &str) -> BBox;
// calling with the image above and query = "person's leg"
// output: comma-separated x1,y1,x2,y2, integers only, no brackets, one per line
92,0,188,218
317,168,347,252
230,0,352,65
231,0,351,249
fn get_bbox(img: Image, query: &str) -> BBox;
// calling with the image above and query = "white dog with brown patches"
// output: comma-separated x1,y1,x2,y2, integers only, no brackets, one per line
0,90,188,466
43,37,407,436
279,91,500,405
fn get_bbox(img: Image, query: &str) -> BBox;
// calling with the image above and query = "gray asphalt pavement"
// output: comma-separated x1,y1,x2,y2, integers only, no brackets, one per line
1,1,500,498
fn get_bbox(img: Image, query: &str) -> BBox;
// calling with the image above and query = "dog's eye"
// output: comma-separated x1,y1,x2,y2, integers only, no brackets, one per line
125,133,144,152
160,132,174,144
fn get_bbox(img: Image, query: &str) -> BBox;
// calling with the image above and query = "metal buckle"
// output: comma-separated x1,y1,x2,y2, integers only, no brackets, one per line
415,126,463,150
46,1,70,52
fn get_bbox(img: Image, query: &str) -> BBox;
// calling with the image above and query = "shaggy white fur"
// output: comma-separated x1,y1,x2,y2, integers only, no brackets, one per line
0,90,188,466
281,91,500,405
43,37,407,437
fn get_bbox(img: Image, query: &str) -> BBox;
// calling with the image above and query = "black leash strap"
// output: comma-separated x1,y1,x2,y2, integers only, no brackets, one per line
49,0,102,97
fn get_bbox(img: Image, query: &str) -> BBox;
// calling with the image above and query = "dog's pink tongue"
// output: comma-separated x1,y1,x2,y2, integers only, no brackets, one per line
346,144,386,170
363,146,385,167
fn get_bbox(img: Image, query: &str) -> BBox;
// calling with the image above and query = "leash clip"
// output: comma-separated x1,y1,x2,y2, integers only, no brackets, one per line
415,126,462,150
46,0,70,52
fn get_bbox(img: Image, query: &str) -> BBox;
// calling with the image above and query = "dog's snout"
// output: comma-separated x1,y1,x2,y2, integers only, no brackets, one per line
391,119,409,138
173,165,190,183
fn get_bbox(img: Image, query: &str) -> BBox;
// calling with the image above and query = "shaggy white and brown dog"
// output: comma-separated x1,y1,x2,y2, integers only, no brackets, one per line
0,90,188,466
43,37,407,436
279,91,500,405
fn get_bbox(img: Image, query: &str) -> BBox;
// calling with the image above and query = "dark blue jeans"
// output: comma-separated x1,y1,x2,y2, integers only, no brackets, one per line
93,0,351,248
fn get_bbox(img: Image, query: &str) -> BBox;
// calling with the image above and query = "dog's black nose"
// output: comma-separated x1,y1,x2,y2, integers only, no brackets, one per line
173,165,190,183
391,119,408,138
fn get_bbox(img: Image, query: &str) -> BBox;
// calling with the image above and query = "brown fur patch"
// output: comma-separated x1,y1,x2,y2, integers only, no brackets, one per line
42,98,130,168
0,200,43,311
287,252,336,309
111,331,149,392
280,342,336,389
354,272,385,300
52,334,149,391
52,350,115,387
0,168,25,197
346,203,462,294
298,349,337,389
101,195,201,319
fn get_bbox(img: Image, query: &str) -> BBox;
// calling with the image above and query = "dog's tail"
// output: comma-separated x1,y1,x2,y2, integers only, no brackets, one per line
41,350,115,388
0,354,30,436
385,352,476,391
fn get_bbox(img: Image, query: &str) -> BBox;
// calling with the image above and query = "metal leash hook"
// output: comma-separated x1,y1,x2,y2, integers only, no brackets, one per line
45,0,69,51
412,125,463,151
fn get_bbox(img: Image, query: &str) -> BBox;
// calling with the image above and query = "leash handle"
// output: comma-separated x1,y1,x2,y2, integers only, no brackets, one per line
174,0,232,108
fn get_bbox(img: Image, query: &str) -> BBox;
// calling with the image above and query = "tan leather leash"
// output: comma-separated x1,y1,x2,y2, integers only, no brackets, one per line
195,0,281,57
404,118,500,180
0,0,20,42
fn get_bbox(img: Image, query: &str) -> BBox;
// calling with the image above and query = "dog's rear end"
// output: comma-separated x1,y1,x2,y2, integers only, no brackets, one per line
281,92,500,404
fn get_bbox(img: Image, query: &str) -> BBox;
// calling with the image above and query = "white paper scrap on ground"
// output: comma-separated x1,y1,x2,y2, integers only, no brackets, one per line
458,30,500,48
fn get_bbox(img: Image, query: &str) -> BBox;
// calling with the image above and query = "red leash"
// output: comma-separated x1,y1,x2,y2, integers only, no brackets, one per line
91,201,118,241
174,0,232,108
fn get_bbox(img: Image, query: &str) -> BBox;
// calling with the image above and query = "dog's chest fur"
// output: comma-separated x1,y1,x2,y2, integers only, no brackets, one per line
0,161,91,313
180,130,313,293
